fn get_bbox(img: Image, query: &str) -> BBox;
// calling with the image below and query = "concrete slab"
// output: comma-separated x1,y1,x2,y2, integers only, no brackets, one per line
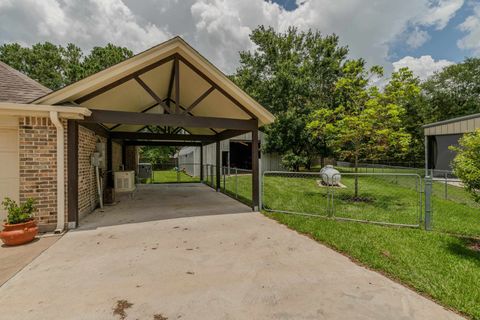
79,183,251,230
0,212,462,319
0,235,60,286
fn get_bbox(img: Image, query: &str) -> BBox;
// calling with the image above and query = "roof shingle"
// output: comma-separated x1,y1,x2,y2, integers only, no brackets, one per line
0,61,51,103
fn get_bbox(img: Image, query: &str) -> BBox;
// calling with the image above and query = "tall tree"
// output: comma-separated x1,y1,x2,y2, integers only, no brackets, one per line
309,60,411,196
383,67,423,164
0,42,133,90
233,26,349,170
422,58,480,123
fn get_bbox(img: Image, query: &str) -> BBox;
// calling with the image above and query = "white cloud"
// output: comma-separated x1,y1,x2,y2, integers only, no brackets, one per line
0,0,170,53
392,55,454,80
417,0,464,30
406,27,431,48
0,0,465,74
457,3,480,54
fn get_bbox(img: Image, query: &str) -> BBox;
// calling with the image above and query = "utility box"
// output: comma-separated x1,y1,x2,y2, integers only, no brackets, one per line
96,142,106,169
114,171,136,192
137,163,152,179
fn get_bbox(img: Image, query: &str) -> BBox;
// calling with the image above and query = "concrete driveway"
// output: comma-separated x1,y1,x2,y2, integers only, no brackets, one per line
0,185,462,320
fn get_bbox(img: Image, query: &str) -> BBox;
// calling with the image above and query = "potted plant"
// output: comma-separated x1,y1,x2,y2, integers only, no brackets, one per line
0,197,38,246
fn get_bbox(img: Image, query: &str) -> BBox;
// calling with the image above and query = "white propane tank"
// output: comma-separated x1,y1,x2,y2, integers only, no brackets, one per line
320,165,341,186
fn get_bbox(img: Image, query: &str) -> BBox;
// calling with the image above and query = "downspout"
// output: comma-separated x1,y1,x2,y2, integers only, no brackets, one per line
50,111,65,233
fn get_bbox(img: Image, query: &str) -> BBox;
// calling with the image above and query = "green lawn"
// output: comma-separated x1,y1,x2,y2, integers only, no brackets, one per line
147,170,199,183
222,172,480,319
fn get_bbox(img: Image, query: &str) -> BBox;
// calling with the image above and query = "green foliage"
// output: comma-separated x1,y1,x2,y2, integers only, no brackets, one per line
139,146,175,166
422,58,480,123
384,68,423,161
2,197,36,225
0,42,133,90
309,60,411,166
450,129,480,203
234,26,349,170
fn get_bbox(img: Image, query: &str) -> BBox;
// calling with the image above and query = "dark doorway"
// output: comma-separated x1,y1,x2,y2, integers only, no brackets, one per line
230,141,252,170
222,151,229,168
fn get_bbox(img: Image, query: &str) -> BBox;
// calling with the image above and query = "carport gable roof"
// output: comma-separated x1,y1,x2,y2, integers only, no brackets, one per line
32,37,274,135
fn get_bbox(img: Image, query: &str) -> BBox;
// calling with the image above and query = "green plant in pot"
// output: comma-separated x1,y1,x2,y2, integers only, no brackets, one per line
0,197,38,246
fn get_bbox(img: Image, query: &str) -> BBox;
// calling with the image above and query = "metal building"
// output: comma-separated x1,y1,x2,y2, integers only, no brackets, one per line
424,113,480,171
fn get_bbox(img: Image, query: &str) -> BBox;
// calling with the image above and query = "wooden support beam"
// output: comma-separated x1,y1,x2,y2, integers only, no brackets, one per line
167,61,175,102
215,129,249,141
109,131,215,142
67,120,79,226
216,140,221,191
174,56,180,114
122,143,127,168
200,145,204,182
75,55,175,104
107,138,113,187
82,110,258,130
177,55,257,119
252,126,259,210
124,141,202,147
134,77,171,114
182,86,215,115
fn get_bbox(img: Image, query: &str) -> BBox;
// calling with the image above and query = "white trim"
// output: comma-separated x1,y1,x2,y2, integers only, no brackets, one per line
0,103,91,119
49,111,65,233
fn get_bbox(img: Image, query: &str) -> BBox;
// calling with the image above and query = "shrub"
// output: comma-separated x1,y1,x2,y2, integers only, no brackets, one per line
451,129,480,203
1,197,36,224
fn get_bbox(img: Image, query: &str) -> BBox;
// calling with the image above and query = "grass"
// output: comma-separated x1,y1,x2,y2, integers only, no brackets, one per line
222,172,480,319
147,170,199,184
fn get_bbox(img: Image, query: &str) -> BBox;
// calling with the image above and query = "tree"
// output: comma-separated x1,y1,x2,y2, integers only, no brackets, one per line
308,60,411,197
0,42,133,90
450,130,480,203
139,146,175,167
383,68,423,164
422,58,480,123
233,26,349,170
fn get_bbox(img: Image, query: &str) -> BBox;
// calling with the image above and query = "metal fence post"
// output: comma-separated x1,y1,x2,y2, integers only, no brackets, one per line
424,175,433,231
235,168,238,199
223,167,226,192
444,171,448,200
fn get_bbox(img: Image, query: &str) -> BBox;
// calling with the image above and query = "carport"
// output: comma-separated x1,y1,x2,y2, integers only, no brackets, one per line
31,37,274,228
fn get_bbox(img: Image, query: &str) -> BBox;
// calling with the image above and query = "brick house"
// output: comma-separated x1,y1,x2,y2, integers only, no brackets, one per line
0,37,274,232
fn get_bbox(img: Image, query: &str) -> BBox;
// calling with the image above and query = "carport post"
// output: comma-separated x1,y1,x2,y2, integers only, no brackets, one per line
200,145,204,182
252,127,259,211
107,138,113,187
216,141,221,191
67,120,79,228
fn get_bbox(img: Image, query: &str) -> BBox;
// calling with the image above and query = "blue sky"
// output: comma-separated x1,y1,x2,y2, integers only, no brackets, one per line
390,3,473,63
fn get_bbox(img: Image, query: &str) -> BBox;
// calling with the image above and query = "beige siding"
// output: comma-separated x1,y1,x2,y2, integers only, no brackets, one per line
0,116,19,223
425,115,480,136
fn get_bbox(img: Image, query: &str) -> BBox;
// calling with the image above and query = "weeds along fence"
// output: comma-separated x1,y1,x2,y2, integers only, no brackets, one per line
262,171,423,228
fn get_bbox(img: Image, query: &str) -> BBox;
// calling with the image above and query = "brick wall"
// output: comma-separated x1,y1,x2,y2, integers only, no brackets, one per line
78,126,108,219
18,117,67,232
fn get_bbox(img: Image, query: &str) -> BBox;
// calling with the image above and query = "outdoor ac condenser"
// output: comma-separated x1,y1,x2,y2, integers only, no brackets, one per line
114,171,136,192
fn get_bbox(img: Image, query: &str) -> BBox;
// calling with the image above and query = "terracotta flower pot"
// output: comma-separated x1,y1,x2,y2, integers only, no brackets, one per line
0,220,38,246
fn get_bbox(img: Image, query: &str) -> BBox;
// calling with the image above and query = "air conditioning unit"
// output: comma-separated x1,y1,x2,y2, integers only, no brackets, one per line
114,171,136,192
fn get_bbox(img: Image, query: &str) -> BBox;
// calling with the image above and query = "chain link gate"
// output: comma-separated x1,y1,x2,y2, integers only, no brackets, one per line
262,171,423,228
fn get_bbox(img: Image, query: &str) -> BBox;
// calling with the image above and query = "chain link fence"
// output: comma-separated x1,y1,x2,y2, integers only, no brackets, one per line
221,167,253,206
262,171,423,228
139,162,201,184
